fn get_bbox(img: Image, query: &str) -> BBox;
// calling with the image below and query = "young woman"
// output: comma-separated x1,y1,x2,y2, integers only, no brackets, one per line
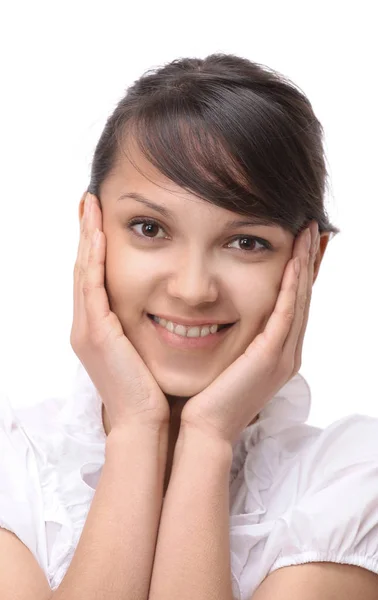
1,54,378,600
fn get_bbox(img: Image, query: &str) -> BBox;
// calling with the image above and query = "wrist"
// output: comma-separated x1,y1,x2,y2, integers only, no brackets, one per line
105,420,169,453
176,420,233,464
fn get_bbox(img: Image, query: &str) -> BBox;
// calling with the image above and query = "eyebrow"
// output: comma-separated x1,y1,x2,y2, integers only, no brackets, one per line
117,192,274,229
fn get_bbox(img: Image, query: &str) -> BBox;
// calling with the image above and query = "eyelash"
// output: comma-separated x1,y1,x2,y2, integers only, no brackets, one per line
127,217,273,255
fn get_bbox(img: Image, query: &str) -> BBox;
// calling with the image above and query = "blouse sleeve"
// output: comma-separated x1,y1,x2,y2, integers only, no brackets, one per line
268,414,378,575
0,391,44,566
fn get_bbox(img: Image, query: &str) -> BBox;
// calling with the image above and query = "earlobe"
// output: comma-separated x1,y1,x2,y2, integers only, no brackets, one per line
313,233,331,283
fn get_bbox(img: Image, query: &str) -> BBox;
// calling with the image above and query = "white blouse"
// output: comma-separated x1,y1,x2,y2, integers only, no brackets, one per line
1,363,378,600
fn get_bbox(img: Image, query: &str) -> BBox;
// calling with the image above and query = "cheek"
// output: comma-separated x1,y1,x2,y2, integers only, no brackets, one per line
236,271,282,332
104,246,153,313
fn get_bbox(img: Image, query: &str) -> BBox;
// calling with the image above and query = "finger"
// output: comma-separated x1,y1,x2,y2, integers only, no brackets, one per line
83,222,113,345
251,251,301,362
185,254,301,443
73,192,91,334
293,223,319,369
82,194,103,274
75,193,103,329
281,224,313,361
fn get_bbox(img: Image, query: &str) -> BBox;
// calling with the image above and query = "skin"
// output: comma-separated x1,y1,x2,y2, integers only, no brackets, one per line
78,141,330,480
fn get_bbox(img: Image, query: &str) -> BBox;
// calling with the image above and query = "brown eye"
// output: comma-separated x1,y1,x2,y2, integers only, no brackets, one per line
239,238,257,251
227,236,271,254
127,218,167,240
141,222,160,237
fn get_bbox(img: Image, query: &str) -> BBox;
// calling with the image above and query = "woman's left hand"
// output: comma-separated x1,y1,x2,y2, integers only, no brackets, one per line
180,221,320,446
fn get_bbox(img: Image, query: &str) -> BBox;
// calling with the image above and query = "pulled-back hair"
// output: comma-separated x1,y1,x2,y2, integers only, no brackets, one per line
88,53,339,238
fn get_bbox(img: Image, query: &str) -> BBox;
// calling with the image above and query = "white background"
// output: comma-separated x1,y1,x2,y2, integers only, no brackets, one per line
0,1,376,427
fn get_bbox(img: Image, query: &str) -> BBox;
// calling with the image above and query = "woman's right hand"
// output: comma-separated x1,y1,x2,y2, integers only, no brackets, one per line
70,192,169,433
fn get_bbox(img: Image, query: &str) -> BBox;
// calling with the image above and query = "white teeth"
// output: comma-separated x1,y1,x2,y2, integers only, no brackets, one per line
175,325,187,336
187,326,201,338
166,321,175,333
152,315,220,338
200,326,210,337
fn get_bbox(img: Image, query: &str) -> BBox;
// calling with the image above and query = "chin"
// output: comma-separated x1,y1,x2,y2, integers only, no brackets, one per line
153,369,209,398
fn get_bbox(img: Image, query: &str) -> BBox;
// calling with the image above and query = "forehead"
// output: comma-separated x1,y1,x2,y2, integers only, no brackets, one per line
102,140,291,240
105,142,220,213
105,142,190,199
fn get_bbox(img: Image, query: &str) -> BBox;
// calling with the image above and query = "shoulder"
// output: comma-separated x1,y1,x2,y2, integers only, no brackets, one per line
230,414,378,600
0,389,70,553
268,416,378,591
304,412,378,462
292,414,378,503
252,562,378,600
0,371,106,590
0,391,44,558
273,414,378,544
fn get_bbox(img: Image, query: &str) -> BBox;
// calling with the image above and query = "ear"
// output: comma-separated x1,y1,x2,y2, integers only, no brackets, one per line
313,232,332,284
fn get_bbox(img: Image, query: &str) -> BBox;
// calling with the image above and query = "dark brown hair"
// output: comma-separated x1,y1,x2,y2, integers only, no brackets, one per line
88,53,340,238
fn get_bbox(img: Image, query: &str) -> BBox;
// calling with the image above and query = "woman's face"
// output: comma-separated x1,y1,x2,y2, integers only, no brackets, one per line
93,145,298,398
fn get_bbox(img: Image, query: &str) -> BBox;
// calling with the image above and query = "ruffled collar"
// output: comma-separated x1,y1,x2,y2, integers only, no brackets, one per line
235,371,311,444
58,362,311,489
60,361,311,445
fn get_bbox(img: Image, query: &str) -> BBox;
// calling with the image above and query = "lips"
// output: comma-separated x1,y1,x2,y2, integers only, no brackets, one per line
147,312,237,350
147,314,234,330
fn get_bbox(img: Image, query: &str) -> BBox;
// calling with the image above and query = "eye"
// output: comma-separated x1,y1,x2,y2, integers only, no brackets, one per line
127,217,273,255
227,236,272,254
127,218,167,240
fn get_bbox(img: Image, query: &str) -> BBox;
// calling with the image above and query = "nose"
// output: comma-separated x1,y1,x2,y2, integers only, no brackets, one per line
167,252,219,306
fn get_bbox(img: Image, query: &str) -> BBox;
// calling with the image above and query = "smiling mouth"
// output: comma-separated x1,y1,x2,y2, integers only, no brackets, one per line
147,313,235,339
